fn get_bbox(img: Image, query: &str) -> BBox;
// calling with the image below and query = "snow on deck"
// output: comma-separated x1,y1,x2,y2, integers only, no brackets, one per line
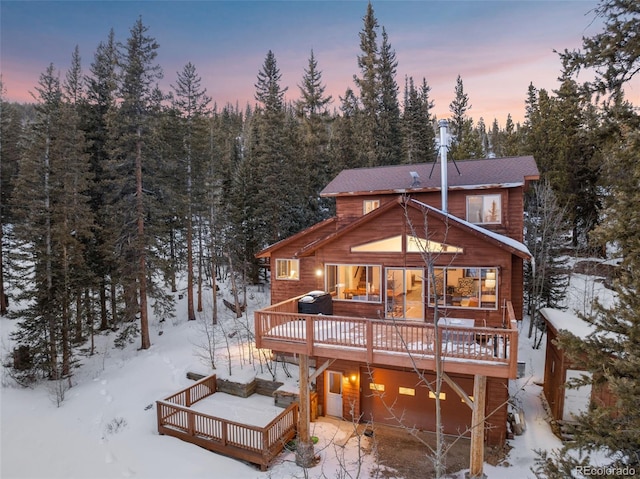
188,392,283,428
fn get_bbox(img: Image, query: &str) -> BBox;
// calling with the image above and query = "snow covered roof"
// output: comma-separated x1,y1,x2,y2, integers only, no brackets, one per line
321,156,539,197
540,308,595,340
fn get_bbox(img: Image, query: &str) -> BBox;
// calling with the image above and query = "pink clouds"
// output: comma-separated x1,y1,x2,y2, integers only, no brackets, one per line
5,0,633,127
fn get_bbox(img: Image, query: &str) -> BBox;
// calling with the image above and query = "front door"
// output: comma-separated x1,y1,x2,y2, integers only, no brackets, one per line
386,268,424,320
325,371,343,417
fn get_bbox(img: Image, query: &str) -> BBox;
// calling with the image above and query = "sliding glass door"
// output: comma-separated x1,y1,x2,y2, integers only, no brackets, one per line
385,268,424,320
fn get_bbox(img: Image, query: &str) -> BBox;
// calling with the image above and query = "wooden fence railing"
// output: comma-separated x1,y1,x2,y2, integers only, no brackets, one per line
157,374,298,471
255,298,519,378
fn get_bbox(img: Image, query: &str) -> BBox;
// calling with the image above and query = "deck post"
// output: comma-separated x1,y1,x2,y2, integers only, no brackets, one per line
366,321,373,364
188,409,195,437
156,401,164,434
295,353,315,468
467,374,487,479
306,317,314,355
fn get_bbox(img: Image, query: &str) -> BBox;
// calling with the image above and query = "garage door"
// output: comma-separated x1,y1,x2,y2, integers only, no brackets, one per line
360,367,473,436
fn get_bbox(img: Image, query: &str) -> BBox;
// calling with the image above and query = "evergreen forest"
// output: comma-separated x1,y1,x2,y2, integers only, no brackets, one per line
1,3,639,470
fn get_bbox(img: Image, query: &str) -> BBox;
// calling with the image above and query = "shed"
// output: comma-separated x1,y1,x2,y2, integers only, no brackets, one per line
540,308,615,424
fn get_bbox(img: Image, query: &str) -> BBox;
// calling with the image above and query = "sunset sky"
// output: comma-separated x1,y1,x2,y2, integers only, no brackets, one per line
3,0,630,125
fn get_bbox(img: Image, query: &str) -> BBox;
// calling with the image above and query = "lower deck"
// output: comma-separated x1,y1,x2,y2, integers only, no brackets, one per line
156,375,297,471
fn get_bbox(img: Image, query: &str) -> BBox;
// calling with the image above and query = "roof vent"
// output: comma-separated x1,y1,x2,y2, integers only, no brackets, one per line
410,171,420,187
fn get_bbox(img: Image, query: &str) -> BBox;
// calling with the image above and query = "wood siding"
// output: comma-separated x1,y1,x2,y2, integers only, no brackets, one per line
335,188,525,243
258,180,531,449
543,325,565,421
543,322,619,424
485,377,509,444
270,201,519,327
314,360,508,446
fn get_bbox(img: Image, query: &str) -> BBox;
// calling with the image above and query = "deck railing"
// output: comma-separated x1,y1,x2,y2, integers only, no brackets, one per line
157,374,298,471
255,297,519,378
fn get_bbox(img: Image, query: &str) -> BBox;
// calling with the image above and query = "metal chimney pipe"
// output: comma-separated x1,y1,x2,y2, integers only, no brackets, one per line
438,119,449,213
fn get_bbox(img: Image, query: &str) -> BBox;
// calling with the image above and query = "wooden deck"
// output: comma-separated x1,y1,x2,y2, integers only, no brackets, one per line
255,297,519,379
156,375,298,471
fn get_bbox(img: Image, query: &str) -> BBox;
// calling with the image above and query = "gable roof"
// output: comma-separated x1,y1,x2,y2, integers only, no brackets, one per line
256,196,531,261
409,199,531,259
255,217,337,259
321,156,539,197
296,197,401,257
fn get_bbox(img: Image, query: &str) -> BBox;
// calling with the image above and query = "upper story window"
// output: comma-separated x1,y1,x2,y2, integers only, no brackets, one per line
467,194,502,225
275,258,299,280
406,236,463,254
351,235,463,253
363,199,380,215
428,267,498,310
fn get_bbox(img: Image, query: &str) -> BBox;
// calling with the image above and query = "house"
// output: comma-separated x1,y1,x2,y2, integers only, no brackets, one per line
254,137,539,451
541,308,617,427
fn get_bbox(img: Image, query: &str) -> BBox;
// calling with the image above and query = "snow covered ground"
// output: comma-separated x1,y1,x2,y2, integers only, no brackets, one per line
0,260,614,479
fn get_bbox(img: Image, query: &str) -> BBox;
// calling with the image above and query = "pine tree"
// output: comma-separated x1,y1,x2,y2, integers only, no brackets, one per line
107,17,163,350
63,45,83,105
252,50,288,244
296,50,333,222
377,27,403,165
488,118,502,157
84,29,119,331
296,50,332,117
254,50,287,114
329,88,367,173
448,75,471,145
402,76,436,165
523,75,600,248
207,104,246,322
502,114,520,156
418,79,437,164
12,64,63,379
11,63,92,379
227,116,262,283
451,118,484,160
0,81,23,315
553,71,601,247
476,117,489,156
523,181,569,341
61,47,95,346
353,2,379,167
523,87,558,176
534,1,640,473
233,50,298,281
560,0,640,98
534,106,640,477
171,62,211,321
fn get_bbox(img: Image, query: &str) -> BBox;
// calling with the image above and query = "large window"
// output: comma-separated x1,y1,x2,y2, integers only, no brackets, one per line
351,235,463,254
428,267,498,309
275,258,299,280
466,194,502,224
326,264,382,302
